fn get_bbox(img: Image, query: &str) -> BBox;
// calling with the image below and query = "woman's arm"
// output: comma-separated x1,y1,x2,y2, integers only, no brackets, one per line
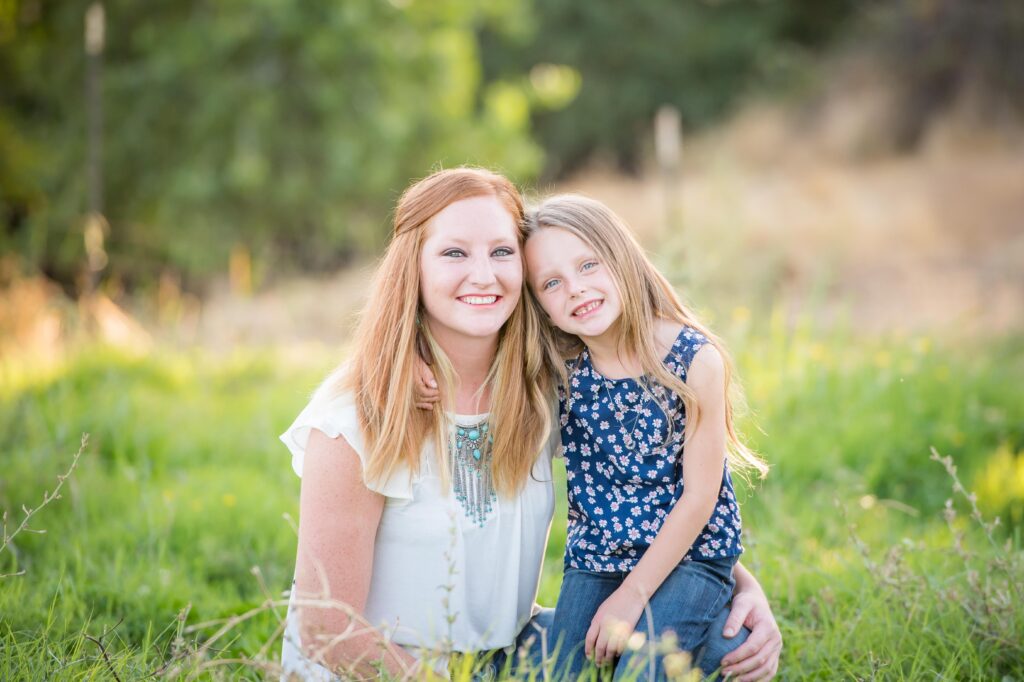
586,344,728,664
719,562,782,680
293,428,420,678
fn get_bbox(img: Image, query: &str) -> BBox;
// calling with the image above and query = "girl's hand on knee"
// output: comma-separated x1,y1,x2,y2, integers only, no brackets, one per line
584,588,644,666
414,358,440,410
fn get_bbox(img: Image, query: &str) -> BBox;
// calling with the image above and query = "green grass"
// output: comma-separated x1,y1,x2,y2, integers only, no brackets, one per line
1,324,1022,679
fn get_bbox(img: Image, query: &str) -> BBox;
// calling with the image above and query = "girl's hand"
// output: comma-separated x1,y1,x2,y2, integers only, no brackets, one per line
719,588,782,680
414,358,440,410
585,588,645,666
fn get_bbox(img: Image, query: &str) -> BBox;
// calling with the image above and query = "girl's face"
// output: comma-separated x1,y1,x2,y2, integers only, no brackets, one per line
419,195,522,345
525,227,622,341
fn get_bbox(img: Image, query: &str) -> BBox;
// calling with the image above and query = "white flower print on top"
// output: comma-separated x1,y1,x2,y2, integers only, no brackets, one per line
558,326,744,572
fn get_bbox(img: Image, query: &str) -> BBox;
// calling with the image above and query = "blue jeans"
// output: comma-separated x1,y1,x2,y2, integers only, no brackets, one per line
550,557,748,680
469,608,556,680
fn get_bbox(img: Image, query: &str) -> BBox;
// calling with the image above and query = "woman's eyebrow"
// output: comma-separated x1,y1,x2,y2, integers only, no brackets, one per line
436,236,517,247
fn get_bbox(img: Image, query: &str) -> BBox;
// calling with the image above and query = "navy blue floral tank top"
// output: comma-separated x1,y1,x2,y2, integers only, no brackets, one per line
559,326,743,572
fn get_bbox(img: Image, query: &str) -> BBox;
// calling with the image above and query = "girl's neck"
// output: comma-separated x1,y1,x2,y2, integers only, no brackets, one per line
428,323,497,414
581,319,642,380
583,317,680,380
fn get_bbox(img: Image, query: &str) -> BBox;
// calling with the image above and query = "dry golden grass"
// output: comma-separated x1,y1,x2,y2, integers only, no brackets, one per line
555,104,1024,335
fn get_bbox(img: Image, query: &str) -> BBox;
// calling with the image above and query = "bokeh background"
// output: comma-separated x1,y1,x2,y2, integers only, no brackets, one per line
2,1,1022,679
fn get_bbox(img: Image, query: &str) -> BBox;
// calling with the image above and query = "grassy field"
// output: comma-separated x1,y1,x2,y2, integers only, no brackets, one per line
1,320,1022,680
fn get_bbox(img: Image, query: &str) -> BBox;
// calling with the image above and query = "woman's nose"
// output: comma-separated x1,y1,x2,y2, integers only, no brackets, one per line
468,255,497,285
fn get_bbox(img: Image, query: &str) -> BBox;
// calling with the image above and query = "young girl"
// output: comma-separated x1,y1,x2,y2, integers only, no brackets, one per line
415,192,776,679
522,194,768,680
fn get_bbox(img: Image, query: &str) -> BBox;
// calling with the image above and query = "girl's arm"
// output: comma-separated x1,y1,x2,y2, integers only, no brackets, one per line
586,344,729,665
720,562,782,680
414,359,440,410
293,428,421,678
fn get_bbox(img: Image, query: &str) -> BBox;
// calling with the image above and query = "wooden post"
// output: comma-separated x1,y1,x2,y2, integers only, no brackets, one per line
83,2,106,296
654,105,682,236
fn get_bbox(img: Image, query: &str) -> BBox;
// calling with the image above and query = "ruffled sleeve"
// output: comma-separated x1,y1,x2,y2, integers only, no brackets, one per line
279,368,415,500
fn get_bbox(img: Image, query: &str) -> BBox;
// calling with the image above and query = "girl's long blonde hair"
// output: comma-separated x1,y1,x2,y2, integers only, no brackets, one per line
524,194,768,480
339,167,558,497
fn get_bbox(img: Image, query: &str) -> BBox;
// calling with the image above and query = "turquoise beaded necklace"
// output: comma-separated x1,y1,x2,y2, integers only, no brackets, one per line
450,418,496,526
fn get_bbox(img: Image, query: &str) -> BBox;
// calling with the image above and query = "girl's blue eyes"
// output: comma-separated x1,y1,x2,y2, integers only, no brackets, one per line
442,247,515,258
541,261,598,291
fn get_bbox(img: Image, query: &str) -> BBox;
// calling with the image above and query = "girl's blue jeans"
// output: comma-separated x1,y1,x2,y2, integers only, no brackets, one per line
549,556,748,680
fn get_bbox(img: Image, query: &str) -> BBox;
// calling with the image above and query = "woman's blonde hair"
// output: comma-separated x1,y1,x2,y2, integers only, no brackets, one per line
339,167,558,497
524,194,768,480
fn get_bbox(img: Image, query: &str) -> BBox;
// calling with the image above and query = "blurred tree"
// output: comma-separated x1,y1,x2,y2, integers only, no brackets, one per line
5,0,1020,293
479,0,858,177
0,0,542,293
877,0,1024,149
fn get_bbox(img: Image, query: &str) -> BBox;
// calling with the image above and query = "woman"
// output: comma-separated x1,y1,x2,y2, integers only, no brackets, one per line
280,167,781,680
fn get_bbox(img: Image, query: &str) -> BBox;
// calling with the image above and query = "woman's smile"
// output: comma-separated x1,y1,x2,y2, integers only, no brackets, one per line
458,294,502,306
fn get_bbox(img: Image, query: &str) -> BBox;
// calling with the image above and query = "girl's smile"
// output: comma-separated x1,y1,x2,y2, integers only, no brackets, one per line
571,298,604,318
525,227,621,342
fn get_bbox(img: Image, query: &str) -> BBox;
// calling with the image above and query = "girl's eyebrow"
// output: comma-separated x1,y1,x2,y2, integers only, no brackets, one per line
529,251,594,282
527,260,558,281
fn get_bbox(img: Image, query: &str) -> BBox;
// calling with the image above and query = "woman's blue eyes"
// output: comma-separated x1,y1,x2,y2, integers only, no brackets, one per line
542,279,560,291
442,247,515,258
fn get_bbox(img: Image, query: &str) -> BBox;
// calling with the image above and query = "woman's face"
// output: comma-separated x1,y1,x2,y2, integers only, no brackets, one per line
419,195,522,345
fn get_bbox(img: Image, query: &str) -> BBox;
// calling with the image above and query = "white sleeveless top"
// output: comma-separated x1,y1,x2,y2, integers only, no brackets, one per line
279,370,557,679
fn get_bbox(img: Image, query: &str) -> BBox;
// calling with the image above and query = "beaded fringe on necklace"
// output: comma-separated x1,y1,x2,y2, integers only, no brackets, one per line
450,419,496,527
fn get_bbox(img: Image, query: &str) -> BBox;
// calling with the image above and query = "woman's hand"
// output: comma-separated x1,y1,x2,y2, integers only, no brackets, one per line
414,357,440,410
719,583,782,681
585,587,645,666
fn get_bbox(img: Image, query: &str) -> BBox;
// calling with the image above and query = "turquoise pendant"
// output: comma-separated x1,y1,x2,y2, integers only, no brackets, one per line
450,417,496,527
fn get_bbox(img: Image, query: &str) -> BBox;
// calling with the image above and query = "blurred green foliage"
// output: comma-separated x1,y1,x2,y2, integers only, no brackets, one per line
3,0,1022,294
480,0,856,176
0,0,543,290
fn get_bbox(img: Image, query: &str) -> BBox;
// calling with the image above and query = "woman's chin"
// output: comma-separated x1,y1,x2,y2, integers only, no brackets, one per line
434,320,508,344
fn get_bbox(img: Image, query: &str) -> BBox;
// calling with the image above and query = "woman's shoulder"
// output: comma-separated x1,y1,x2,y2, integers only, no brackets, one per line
280,366,360,472
280,365,417,499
